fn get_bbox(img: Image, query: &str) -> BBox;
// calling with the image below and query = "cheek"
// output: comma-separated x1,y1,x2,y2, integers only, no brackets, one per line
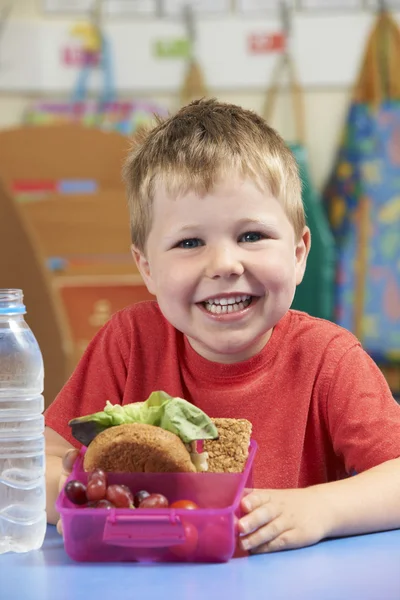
154,262,196,328
259,253,296,290
155,260,192,296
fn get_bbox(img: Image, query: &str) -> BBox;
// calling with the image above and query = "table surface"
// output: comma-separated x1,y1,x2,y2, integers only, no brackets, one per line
2,526,400,600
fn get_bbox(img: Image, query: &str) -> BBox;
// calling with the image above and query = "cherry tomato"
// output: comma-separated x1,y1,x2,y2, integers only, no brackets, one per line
197,519,232,561
170,500,199,510
169,521,199,559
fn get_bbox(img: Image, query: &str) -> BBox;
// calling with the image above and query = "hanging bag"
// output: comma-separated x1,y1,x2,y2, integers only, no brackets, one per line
324,11,400,364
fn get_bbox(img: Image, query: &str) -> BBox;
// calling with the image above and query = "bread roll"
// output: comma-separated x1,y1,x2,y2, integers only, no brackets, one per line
83,423,196,473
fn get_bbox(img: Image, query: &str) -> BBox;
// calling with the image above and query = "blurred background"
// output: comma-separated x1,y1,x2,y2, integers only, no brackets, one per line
0,0,399,405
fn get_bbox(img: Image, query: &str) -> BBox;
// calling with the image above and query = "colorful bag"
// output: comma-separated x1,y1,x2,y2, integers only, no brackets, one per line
324,11,400,365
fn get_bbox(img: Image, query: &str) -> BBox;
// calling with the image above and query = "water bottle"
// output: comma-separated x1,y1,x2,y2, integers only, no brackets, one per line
0,289,46,553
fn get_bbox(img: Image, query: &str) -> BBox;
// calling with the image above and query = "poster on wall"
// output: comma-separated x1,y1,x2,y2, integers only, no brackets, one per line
237,0,294,13
43,0,157,14
298,0,362,8
43,0,92,12
162,0,231,16
103,1,157,15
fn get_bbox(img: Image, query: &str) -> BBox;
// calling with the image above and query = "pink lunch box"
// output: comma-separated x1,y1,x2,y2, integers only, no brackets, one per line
56,440,257,563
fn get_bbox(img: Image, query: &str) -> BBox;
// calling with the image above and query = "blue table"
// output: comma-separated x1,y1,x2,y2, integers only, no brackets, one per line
2,526,400,600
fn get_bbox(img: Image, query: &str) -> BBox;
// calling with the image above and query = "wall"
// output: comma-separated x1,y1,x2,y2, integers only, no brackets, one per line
0,0,353,191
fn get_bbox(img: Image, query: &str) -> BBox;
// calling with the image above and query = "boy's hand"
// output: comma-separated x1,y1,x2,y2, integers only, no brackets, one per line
56,448,79,535
238,487,330,554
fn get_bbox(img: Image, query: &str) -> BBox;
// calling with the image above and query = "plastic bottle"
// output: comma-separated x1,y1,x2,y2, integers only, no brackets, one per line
0,289,46,553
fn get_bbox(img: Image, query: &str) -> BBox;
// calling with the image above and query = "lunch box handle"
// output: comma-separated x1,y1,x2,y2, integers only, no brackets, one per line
103,512,186,548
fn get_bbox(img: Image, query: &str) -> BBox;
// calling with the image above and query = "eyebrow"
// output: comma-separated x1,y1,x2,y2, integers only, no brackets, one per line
235,218,279,228
162,224,200,243
171,224,199,233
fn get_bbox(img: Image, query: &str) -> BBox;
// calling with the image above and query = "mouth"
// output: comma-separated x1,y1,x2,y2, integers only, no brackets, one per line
200,295,254,315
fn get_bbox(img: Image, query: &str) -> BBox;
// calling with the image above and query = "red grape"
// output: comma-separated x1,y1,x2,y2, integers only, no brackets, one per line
119,484,134,504
106,484,133,508
133,490,150,508
138,493,169,509
65,480,87,505
88,468,107,485
86,477,107,502
95,499,115,509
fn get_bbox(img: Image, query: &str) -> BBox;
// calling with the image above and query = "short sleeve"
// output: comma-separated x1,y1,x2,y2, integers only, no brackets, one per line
325,344,400,474
44,312,129,447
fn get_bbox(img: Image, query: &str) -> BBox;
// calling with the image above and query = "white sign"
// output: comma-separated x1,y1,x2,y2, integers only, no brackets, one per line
43,0,157,14
237,0,295,13
298,0,362,8
43,0,92,12
104,1,157,15
162,0,231,16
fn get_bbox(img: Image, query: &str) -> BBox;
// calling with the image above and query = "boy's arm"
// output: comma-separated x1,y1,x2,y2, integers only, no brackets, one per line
320,456,400,537
239,343,400,553
239,456,400,553
45,426,75,525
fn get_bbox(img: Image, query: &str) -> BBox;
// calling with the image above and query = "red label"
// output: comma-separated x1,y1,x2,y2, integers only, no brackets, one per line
62,46,100,67
248,32,286,54
12,180,57,193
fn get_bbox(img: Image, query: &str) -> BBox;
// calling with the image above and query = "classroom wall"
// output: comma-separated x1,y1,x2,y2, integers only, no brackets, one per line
0,0,352,191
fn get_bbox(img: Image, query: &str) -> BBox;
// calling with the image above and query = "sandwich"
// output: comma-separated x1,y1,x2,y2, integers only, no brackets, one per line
69,391,252,473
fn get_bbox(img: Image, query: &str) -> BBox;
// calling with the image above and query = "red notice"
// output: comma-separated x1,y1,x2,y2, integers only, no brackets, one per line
248,32,286,54
62,47,101,67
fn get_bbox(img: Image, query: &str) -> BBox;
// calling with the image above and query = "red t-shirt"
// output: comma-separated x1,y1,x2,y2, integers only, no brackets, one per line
45,301,400,489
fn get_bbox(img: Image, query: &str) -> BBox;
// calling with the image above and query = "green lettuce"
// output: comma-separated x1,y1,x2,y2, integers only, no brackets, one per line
69,390,218,446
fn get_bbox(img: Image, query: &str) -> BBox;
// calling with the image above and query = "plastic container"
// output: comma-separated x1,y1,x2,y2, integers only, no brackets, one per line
56,440,257,563
0,289,46,554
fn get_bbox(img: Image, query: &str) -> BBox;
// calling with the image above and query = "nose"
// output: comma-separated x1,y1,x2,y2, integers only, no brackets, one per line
205,244,244,279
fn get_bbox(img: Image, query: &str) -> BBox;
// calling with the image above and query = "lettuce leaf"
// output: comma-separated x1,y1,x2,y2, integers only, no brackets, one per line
68,391,218,446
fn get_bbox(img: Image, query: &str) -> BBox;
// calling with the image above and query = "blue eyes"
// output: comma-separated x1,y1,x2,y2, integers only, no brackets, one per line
176,232,265,249
239,232,263,243
177,239,204,249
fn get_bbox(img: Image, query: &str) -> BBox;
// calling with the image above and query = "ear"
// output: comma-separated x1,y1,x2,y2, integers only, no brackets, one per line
295,227,311,285
131,245,156,295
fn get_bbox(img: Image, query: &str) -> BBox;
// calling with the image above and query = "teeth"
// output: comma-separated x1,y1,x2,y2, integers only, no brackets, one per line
204,297,252,314
205,295,251,306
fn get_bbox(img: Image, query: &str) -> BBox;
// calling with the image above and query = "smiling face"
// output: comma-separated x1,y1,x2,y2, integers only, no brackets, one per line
133,175,310,364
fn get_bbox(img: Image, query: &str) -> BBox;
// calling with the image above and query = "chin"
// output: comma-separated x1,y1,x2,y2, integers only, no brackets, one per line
203,340,264,363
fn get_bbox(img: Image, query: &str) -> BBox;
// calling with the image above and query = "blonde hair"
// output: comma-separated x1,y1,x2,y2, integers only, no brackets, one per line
123,98,305,253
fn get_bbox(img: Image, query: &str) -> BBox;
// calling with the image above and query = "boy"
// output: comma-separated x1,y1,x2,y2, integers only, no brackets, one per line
45,99,400,554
